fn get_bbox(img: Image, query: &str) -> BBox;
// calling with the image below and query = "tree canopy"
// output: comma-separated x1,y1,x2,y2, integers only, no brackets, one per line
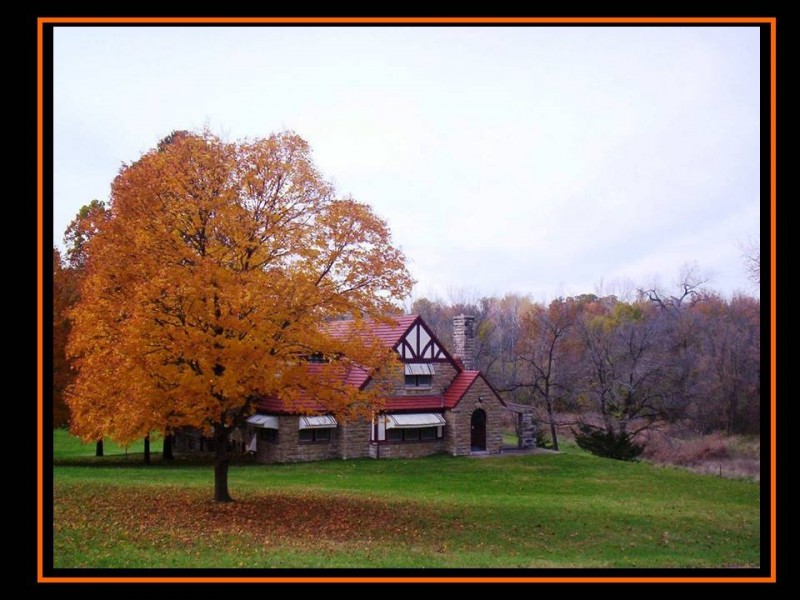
66,130,413,500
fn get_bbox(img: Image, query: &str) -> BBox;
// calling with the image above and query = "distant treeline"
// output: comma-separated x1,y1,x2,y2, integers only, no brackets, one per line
411,283,760,448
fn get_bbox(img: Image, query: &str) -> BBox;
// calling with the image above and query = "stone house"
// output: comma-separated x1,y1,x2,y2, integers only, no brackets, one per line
177,314,518,462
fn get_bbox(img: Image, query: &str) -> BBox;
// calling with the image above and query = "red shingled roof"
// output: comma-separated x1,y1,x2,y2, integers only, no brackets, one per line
371,369,506,412
255,315,419,414
323,314,419,349
253,314,502,415
444,370,507,408
255,362,368,413
442,370,480,408
382,395,446,411
343,365,370,389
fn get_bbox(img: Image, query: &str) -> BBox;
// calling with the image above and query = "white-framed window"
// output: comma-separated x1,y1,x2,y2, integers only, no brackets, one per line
299,428,332,443
386,427,439,442
404,363,435,388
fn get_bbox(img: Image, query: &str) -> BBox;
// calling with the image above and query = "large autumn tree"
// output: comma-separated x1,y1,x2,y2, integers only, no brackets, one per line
67,131,413,501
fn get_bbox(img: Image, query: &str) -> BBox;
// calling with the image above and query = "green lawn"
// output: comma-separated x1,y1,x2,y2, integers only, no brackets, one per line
53,429,161,460
52,429,760,569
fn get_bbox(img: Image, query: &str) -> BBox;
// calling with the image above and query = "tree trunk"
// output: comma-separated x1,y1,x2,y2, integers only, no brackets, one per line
214,426,233,502
727,384,740,435
162,434,174,460
546,397,560,451
95,439,104,457
143,434,151,465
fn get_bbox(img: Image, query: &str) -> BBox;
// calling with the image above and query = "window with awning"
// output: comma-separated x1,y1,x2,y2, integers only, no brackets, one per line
404,363,435,375
246,414,279,429
385,413,446,429
404,363,435,388
299,415,338,430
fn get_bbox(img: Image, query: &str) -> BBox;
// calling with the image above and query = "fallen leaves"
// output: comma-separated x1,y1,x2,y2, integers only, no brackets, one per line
54,483,446,556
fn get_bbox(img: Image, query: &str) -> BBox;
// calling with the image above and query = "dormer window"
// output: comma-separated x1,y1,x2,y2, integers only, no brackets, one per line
405,374,432,387
405,363,434,388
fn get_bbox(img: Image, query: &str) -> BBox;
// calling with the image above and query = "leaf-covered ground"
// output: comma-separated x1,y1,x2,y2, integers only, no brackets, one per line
54,485,455,565
52,431,760,569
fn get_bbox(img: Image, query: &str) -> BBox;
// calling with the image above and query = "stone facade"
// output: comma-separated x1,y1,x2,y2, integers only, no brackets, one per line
251,415,372,463
369,438,446,459
375,360,459,397
337,418,372,460
253,375,508,462
255,416,448,463
505,402,537,449
518,411,536,449
444,377,504,456
176,315,512,464
255,415,339,463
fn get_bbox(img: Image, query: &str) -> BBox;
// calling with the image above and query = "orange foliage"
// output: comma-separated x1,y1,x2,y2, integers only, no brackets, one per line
53,248,79,426
66,131,412,446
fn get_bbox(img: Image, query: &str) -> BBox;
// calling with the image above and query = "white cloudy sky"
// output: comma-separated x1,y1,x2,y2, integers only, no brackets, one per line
53,26,761,302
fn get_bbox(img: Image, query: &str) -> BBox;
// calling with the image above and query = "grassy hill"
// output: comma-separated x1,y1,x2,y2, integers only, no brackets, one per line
52,429,760,569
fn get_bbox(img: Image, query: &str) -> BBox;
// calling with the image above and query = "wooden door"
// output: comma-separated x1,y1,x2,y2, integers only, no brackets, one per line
471,409,486,451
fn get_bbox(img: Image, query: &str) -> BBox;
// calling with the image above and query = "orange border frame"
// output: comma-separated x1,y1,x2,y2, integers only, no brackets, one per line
37,15,776,584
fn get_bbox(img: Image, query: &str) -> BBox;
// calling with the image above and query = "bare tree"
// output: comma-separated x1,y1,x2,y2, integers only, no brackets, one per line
638,272,709,423
741,239,760,285
576,300,671,440
638,266,708,315
508,299,577,450
694,294,761,434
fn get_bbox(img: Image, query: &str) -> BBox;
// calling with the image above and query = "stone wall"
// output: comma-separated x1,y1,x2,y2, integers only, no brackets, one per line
505,402,538,449
442,409,463,455
368,439,446,459
255,415,339,463
444,377,504,455
254,416,372,463
519,411,536,449
337,418,371,459
370,360,459,397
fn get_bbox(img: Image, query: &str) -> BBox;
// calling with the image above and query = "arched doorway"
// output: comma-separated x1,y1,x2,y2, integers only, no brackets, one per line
471,409,487,451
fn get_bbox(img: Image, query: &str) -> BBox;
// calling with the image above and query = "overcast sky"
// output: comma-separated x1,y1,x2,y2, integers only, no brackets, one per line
53,26,761,302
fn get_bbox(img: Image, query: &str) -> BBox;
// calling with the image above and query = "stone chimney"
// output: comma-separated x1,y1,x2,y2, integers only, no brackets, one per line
452,314,476,371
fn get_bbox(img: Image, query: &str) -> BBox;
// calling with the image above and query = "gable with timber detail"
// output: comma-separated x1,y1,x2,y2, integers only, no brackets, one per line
396,320,448,361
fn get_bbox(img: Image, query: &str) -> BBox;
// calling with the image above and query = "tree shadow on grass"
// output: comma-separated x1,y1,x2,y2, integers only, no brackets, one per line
53,452,259,468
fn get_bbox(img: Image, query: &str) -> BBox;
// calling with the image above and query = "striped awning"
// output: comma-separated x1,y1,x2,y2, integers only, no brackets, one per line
404,363,435,375
299,415,338,430
246,414,279,429
385,413,446,429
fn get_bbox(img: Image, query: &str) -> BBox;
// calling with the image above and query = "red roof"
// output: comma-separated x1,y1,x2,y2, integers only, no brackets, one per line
323,314,419,349
252,314,503,415
255,362,367,413
382,395,446,411
442,370,480,409
343,365,370,389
